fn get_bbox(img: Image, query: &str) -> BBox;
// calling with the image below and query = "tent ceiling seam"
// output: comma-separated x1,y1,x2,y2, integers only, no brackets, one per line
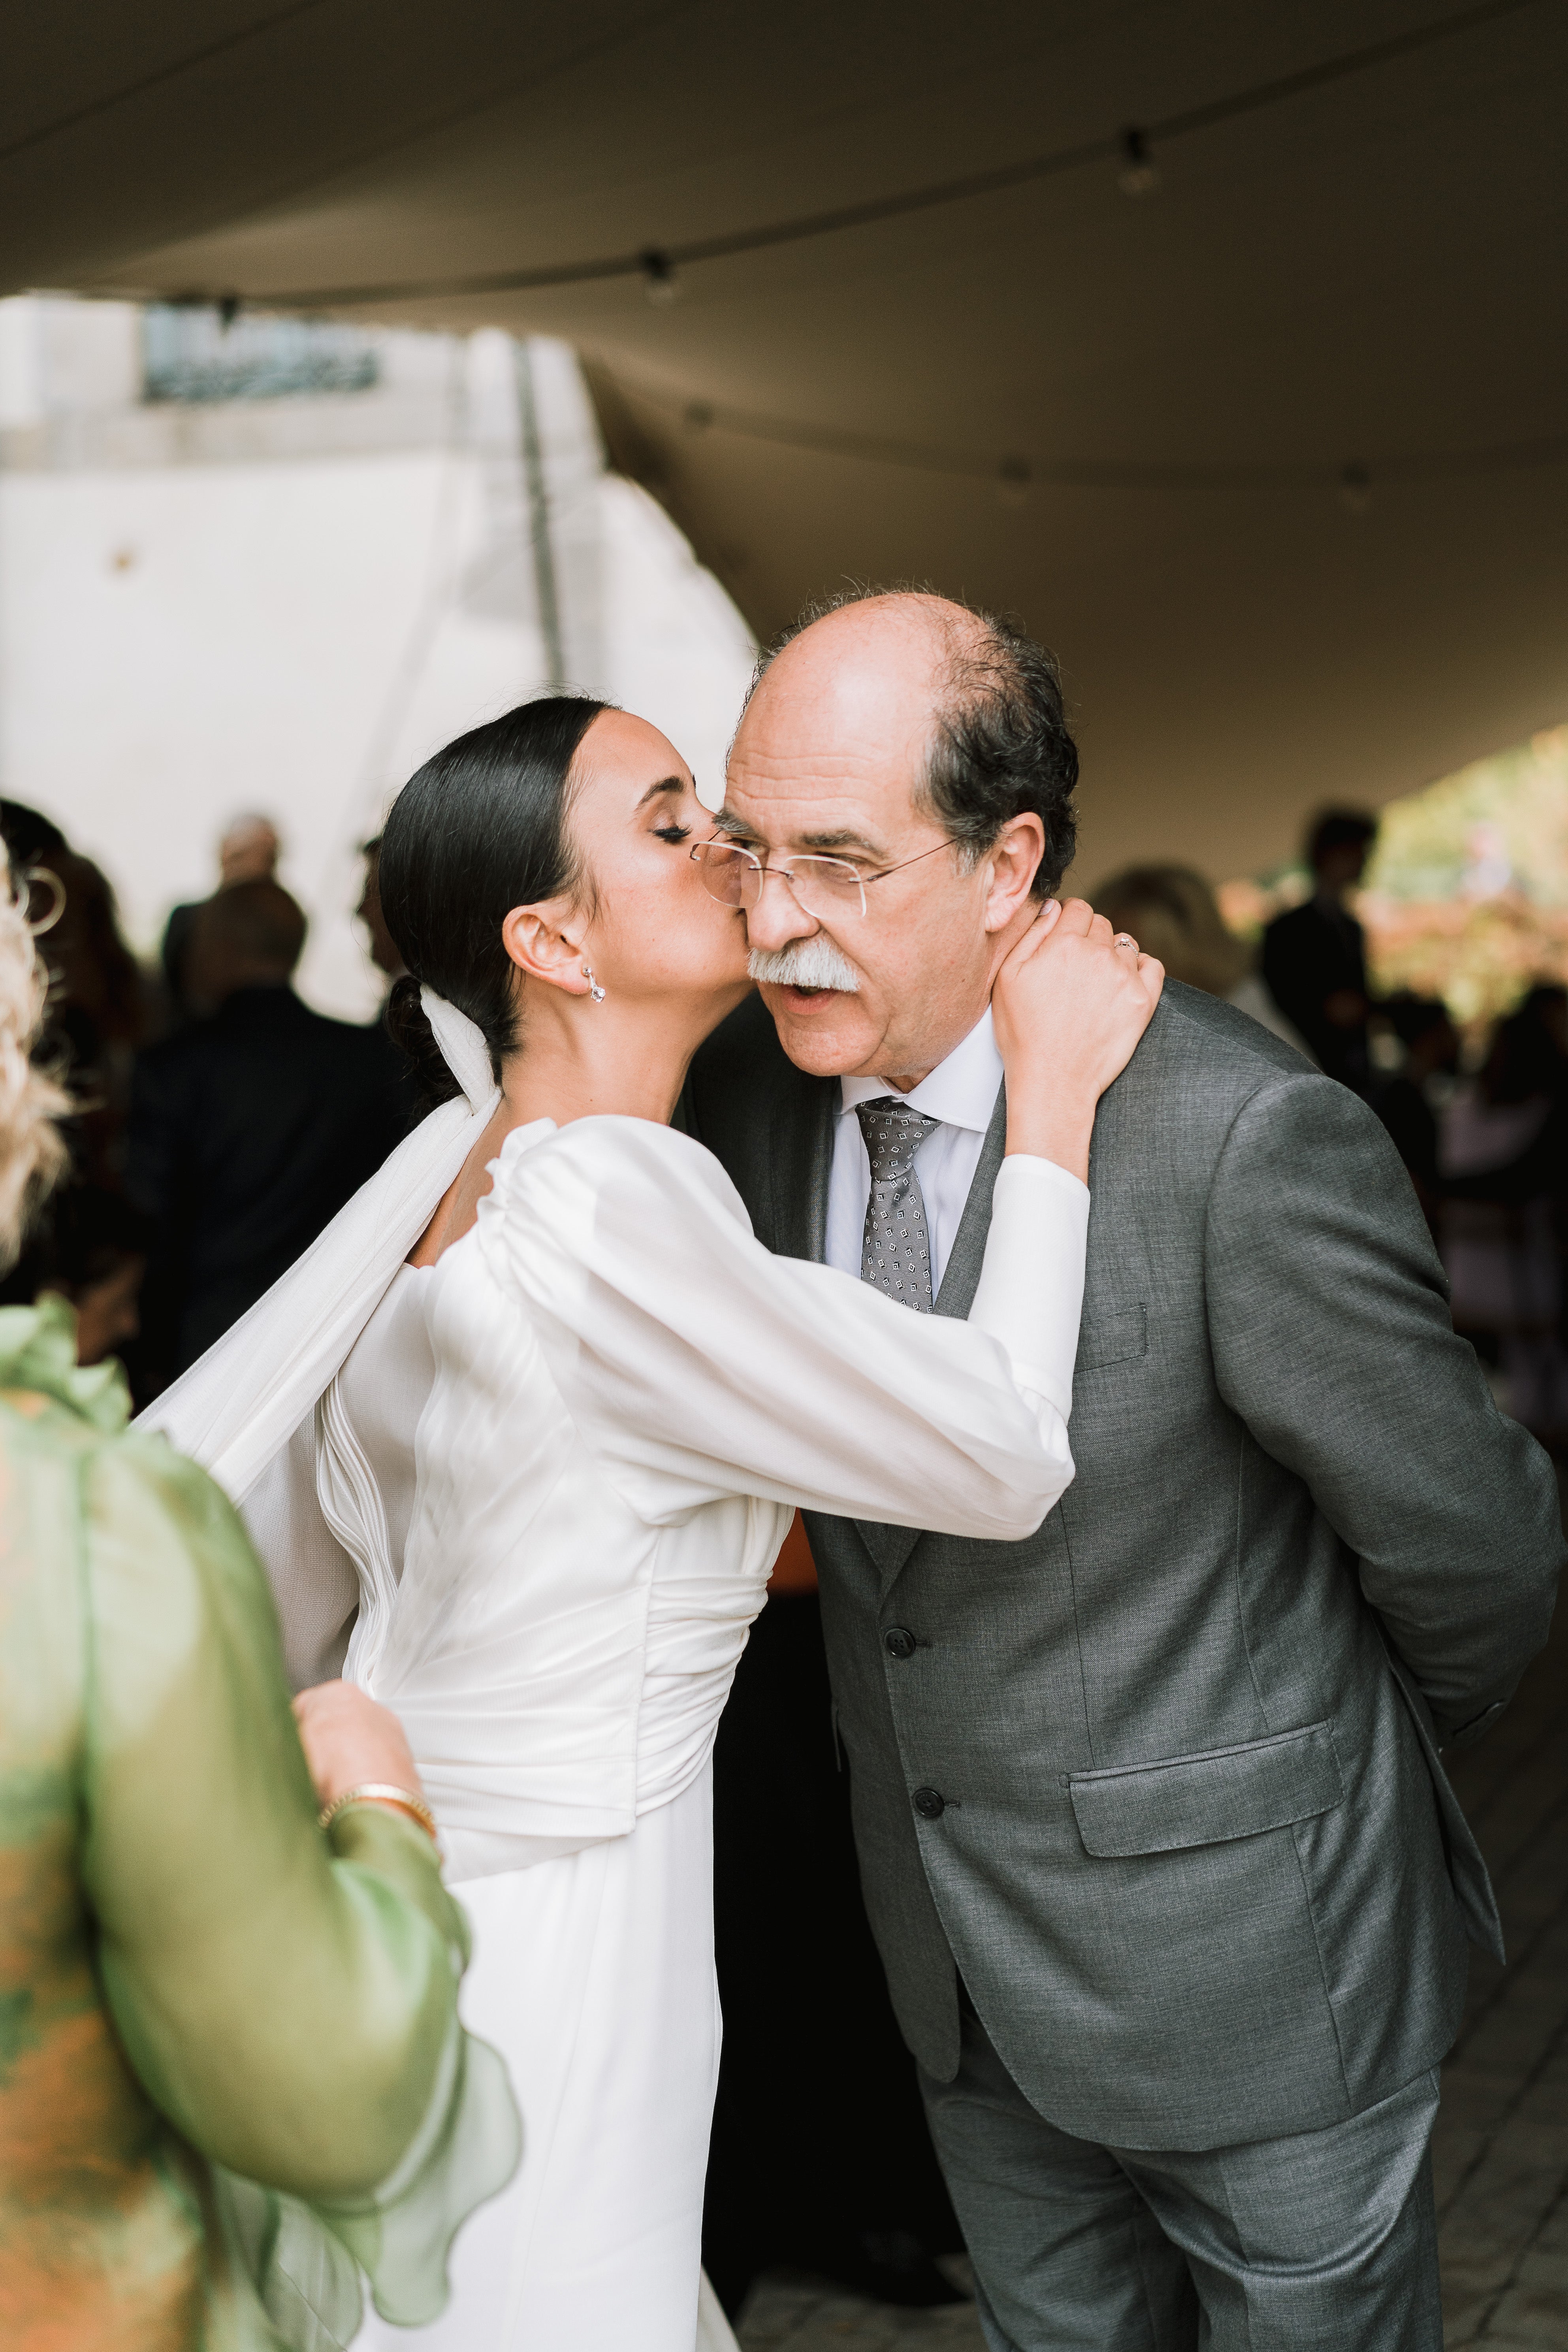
0,0,335,168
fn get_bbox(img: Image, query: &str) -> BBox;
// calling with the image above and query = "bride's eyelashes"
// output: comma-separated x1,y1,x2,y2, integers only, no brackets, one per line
653,823,692,845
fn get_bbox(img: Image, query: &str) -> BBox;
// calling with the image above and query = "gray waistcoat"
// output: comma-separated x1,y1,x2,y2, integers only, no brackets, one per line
685,983,1561,2150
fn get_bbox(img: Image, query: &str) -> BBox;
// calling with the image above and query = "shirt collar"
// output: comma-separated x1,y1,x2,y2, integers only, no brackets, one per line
839,1005,1003,1135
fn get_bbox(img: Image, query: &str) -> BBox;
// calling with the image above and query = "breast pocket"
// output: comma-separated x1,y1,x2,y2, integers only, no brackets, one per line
1075,1303,1148,1375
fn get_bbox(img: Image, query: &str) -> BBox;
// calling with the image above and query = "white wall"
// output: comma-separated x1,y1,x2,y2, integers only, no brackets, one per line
0,303,755,1018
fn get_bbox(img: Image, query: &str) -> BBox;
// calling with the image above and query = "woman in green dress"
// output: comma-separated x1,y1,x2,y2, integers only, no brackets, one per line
0,859,518,2350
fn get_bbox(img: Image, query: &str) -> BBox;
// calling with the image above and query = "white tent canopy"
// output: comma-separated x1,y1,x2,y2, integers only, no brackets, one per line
4,0,1564,878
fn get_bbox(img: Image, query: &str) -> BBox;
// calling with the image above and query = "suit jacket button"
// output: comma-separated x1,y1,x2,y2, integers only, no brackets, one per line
912,1785,946,1819
885,1626,918,1660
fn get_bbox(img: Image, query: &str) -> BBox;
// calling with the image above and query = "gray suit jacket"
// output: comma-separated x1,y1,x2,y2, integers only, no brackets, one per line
684,982,1562,2151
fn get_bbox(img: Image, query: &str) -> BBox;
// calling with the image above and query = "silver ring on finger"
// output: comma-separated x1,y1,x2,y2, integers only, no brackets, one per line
1113,932,1137,950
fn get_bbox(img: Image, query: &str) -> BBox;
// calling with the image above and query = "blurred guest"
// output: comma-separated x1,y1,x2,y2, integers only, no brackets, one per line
358,832,408,986
0,814,157,1395
1444,988,1568,1209
1093,865,1248,996
127,878,409,1385
1372,994,1459,1232
1092,862,1314,1056
44,849,151,1176
160,810,280,1017
218,812,282,883
0,1181,150,1381
0,798,68,875
356,833,422,1138
0,806,149,1178
1440,986,1568,1440
1262,808,1379,1090
36,1184,150,1365
0,845,517,2347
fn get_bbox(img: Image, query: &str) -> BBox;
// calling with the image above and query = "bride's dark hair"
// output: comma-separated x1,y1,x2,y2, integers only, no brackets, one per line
379,695,610,1107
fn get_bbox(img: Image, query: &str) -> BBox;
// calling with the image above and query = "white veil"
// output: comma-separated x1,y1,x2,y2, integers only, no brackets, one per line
136,987,501,1505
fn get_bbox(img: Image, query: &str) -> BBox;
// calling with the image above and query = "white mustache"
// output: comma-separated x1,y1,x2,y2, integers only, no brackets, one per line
747,937,862,993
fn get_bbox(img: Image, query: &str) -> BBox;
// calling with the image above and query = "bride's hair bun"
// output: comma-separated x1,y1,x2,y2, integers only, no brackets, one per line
385,975,460,1110
377,695,611,1112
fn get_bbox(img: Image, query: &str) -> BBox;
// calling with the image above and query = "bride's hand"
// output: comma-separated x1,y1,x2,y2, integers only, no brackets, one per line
293,1680,431,1832
992,898,1164,1181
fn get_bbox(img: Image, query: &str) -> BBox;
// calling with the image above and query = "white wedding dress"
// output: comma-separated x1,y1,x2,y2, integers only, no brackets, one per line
140,1000,1089,2352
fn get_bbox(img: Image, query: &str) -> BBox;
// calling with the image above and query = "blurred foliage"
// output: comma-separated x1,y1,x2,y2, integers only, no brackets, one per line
1363,726,1568,907
1222,727,1568,1034
1217,873,1303,940
1364,894,1568,1030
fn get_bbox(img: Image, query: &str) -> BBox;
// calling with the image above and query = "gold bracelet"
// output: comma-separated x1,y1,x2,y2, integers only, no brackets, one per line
319,1783,441,1852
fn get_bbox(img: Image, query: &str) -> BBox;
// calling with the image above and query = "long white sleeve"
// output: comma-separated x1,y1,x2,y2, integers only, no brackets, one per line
477,1117,1086,1538
969,1154,1090,1425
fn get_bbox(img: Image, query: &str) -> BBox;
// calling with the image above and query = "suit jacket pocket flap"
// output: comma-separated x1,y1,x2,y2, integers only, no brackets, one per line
1076,1304,1147,1373
1069,1721,1342,1858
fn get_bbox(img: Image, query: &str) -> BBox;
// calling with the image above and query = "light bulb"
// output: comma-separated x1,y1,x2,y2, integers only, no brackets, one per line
1338,461,1372,515
1118,128,1160,198
640,249,681,304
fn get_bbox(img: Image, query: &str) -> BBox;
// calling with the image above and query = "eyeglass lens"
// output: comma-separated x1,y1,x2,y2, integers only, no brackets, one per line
695,842,866,920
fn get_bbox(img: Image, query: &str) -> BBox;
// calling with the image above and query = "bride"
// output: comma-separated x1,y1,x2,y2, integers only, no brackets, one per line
143,693,1160,2351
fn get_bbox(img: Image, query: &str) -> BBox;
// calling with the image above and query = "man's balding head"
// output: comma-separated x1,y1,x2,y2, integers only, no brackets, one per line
743,589,1077,898
722,588,1077,1083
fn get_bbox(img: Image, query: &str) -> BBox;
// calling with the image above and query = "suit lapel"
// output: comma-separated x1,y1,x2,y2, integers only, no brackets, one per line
932,1081,1008,1319
858,1083,1009,1589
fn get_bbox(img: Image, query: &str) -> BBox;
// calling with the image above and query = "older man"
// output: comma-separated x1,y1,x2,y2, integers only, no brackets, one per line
683,591,1561,2350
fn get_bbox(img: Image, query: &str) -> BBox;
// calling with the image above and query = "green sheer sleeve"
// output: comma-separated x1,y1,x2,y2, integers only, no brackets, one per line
76,1426,519,2347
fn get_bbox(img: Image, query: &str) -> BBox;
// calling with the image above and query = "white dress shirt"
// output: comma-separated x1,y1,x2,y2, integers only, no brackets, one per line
826,1005,1007,1295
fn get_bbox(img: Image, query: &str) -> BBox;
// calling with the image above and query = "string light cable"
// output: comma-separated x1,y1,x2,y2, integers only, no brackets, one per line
638,386,1568,502
230,0,1545,312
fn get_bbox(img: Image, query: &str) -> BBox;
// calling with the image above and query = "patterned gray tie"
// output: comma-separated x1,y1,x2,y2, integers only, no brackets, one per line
856,1098,941,1313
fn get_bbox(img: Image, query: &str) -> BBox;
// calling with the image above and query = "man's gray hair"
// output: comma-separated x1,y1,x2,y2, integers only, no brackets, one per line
745,586,1079,898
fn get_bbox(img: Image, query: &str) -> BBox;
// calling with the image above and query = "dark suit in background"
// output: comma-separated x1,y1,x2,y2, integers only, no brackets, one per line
1261,894,1372,1089
160,814,284,1023
128,983,408,1381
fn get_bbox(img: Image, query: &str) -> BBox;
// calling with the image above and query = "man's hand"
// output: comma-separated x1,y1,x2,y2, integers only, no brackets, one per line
992,898,1164,1181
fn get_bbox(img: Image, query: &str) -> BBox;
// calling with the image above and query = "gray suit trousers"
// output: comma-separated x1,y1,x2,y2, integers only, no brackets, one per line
921,2008,1441,2352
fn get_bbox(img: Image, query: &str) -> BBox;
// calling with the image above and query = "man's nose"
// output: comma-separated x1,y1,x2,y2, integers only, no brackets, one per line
742,870,818,952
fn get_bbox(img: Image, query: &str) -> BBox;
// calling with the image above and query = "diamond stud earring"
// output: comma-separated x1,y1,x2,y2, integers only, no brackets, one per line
581,963,606,1004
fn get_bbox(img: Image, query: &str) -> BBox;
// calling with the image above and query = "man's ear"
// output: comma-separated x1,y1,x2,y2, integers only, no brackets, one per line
501,901,594,997
982,814,1046,933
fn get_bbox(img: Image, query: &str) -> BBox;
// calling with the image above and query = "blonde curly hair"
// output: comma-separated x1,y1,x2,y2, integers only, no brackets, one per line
0,850,70,1271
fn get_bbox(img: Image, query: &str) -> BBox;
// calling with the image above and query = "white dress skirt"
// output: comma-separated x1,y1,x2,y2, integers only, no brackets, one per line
299,1115,1088,2351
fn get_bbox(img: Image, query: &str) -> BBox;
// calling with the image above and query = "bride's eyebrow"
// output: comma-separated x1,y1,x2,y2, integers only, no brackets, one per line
636,776,687,808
